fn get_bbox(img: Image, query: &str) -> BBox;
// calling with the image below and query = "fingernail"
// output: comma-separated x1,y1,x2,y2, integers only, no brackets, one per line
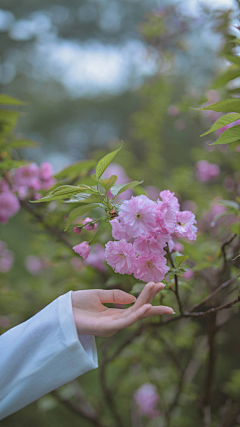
172,311,176,314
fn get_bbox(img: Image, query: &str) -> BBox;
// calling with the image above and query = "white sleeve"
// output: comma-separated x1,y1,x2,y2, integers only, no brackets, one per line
0,291,98,420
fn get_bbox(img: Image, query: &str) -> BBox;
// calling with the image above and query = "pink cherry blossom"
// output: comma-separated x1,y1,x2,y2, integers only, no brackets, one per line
39,162,54,181
155,202,176,234
41,177,56,191
74,226,82,234
85,244,107,272
14,163,40,188
133,252,169,282
196,160,220,182
134,383,160,418
110,218,130,241
73,241,91,259
160,190,180,212
0,178,10,192
0,191,20,223
133,234,165,254
105,239,135,275
83,217,97,231
119,195,156,238
176,211,197,241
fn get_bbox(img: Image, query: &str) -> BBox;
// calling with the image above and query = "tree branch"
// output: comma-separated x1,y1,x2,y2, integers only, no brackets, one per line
165,247,184,315
188,274,240,313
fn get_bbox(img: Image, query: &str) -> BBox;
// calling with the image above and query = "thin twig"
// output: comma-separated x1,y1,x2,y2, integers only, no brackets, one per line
184,296,240,318
52,390,107,427
188,274,240,313
221,233,237,265
165,246,184,315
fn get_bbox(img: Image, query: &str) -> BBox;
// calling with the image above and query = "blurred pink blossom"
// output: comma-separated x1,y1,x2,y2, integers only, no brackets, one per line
235,144,240,152
181,200,197,213
0,191,20,223
195,160,220,182
0,249,14,273
25,255,42,275
173,242,184,253
223,177,235,192
183,269,194,280
0,316,9,328
39,162,54,181
14,163,40,188
134,383,160,418
0,178,10,192
85,244,107,272
167,105,179,116
174,119,186,131
71,257,85,271
41,177,56,191
145,186,160,200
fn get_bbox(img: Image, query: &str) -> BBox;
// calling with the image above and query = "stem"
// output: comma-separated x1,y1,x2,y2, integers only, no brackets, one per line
88,223,103,244
165,246,184,315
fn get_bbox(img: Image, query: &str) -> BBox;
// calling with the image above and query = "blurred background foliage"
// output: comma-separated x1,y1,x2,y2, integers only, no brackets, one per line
1,0,240,426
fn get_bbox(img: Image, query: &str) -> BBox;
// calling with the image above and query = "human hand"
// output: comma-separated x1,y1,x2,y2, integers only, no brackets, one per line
71,282,174,337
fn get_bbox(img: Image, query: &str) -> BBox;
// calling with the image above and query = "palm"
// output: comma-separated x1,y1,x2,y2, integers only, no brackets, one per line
72,282,174,337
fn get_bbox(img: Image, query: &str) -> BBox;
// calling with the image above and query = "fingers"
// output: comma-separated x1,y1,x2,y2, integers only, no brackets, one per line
141,305,175,318
132,282,165,311
112,304,152,331
97,289,136,305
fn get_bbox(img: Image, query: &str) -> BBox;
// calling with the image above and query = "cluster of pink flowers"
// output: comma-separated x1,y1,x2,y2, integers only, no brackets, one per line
103,191,197,282
13,162,56,197
134,383,160,418
195,160,220,183
0,241,14,273
0,162,56,224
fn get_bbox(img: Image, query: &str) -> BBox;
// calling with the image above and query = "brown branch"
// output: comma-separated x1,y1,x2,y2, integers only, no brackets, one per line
99,363,124,427
52,389,106,427
184,295,240,318
21,200,73,248
201,312,217,427
188,274,240,313
221,233,237,265
165,247,184,315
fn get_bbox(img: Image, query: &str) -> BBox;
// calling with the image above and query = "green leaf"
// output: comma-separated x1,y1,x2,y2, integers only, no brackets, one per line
100,175,118,191
210,125,240,145
91,174,118,191
236,196,240,204
225,54,240,67
0,110,21,133
230,222,240,234
175,255,189,267
217,200,239,210
95,143,123,180
0,94,26,106
32,185,92,203
65,194,105,204
64,204,98,231
55,160,97,180
200,113,240,136
212,68,240,89
111,180,143,197
8,138,38,149
198,99,240,113
0,159,28,170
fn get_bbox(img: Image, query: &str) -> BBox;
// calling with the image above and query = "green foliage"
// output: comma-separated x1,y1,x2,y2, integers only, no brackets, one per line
64,204,100,231
211,125,240,145
95,143,123,180
200,113,240,136
111,180,143,197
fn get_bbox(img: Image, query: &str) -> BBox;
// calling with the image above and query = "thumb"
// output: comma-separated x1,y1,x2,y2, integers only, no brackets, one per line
97,289,136,304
